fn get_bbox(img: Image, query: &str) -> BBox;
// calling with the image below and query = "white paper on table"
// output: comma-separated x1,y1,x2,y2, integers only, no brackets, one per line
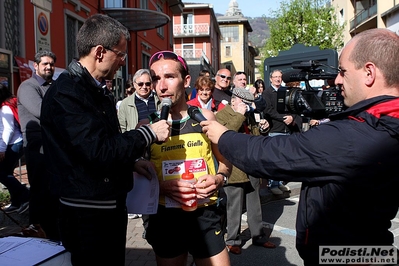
126,167,159,214
0,236,65,266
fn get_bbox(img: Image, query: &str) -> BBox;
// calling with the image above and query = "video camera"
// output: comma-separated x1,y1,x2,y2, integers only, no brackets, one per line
277,60,344,118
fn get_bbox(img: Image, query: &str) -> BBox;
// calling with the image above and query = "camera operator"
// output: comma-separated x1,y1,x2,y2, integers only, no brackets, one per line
262,70,301,194
308,79,337,127
201,28,399,266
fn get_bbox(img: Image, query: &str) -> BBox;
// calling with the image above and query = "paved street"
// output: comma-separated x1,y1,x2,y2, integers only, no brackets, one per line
125,181,399,266
3,181,399,266
229,194,304,266
230,190,399,266
123,183,305,266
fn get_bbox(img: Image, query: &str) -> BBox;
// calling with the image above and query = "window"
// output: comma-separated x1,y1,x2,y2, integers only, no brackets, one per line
2,0,21,58
220,26,239,42
169,23,173,47
183,44,194,58
66,13,84,65
339,9,344,26
104,0,123,8
142,53,150,69
140,0,148,9
156,3,164,37
225,45,231,57
182,13,194,34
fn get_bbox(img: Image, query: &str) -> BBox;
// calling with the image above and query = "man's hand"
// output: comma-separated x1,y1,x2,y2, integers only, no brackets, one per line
149,120,170,142
248,86,257,95
283,115,294,125
133,159,156,180
236,102,248,115
160,179,197,206
309,119,319,127
200,120,228,144
194,174,223,199
259,119,269,131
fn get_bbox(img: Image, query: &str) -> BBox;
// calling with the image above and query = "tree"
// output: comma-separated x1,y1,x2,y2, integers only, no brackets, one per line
259,0,345,78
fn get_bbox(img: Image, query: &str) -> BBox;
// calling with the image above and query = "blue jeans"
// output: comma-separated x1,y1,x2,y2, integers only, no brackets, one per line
0,140,29,206
268,132,290,188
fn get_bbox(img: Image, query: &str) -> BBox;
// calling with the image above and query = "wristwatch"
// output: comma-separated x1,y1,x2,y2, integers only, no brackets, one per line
217,172,228,185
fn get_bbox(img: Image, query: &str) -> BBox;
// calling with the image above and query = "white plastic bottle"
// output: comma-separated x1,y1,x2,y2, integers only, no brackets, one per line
181,170,197,211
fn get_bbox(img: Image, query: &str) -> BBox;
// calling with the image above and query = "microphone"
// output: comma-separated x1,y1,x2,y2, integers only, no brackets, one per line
160,98,172,120
188,106,207,123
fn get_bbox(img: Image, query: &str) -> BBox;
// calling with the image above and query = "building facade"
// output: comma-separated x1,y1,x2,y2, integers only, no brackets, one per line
332,0,399,45
173,3,222,88
217,0,257,84
0,0,183,98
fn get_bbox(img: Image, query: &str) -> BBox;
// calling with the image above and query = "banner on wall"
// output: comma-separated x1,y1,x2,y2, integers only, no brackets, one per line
14,56,33,82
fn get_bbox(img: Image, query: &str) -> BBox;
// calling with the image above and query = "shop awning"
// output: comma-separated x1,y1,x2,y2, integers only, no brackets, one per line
102,8,170,32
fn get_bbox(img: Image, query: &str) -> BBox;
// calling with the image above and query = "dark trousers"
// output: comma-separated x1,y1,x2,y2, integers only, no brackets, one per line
24,141,60,240
59,204,128,266
0,141,29,206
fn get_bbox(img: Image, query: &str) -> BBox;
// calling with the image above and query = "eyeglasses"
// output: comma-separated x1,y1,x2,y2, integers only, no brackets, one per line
217,74,231,80
135,82,152,87
235,71,246,76
103,46,127,61
149,51,187,71
198,88,212,92
271,76,282,79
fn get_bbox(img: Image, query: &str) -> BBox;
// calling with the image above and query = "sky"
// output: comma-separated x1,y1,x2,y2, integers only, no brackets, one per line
186,0,284,18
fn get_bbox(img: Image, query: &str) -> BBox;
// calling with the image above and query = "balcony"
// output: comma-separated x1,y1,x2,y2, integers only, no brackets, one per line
350,3,377,30
173,23,210,37
174,49,209,62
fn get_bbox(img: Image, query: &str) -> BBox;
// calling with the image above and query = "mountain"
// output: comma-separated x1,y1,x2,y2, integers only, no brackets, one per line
247,17,270,48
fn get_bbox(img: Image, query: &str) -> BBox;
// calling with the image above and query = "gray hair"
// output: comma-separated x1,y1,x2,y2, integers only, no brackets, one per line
269,69,282,78
133,69,151,83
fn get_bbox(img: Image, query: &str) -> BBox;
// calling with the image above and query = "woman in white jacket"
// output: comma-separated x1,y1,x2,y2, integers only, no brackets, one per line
0,83,30,214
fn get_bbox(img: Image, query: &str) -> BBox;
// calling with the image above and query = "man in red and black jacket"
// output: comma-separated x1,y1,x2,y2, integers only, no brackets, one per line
202,28,399,265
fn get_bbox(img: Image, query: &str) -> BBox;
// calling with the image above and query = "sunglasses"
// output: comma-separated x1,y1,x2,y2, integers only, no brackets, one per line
217,74,231,80
149,51,188,71
135,82,151,87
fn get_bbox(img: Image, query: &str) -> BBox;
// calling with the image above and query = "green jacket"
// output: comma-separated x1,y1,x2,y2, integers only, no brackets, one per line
216,104,261,184
118,92,160,133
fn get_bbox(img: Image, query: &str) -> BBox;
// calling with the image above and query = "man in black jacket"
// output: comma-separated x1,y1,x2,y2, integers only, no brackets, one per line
41,14,170,266
263,69,301,194
202,28,399,265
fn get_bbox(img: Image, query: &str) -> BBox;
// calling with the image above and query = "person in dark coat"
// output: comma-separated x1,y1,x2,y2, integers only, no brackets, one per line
201,28,399,265
40,14,170,265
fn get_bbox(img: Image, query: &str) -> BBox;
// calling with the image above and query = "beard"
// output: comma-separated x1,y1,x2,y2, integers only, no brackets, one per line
38,70,54,81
